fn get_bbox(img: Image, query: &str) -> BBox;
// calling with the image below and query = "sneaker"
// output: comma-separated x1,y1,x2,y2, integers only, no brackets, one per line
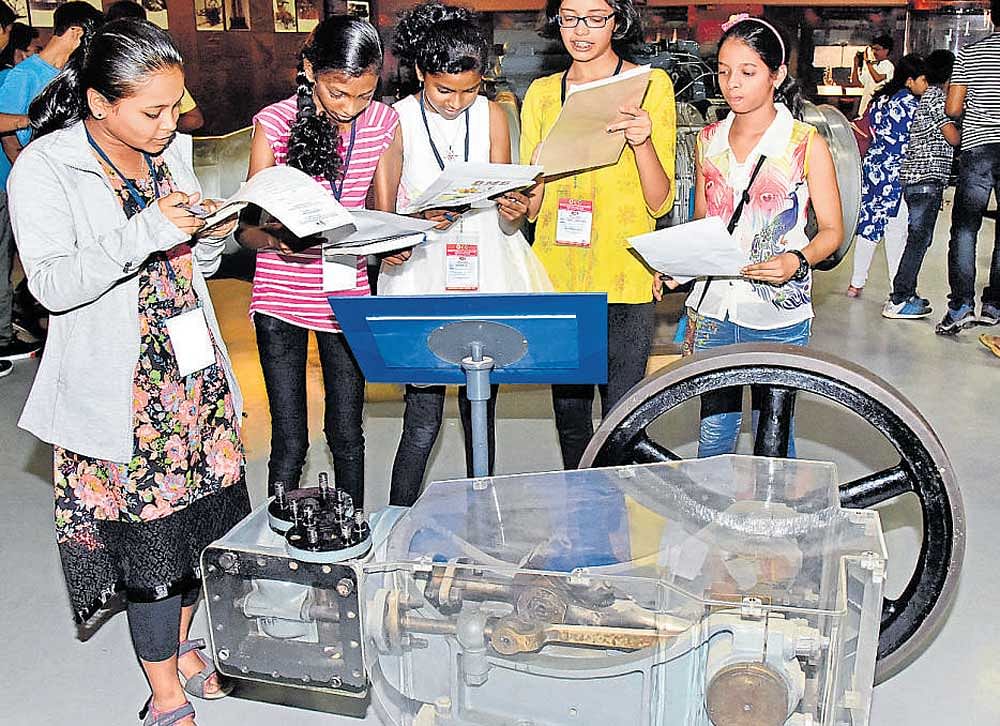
0,360,11,379
978,302,1000,326
882,296,932,319
935,304,977,335
0,337,42,361
846,285,863,298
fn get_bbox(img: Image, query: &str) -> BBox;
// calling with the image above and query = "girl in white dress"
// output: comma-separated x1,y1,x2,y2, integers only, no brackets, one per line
382,1,551,506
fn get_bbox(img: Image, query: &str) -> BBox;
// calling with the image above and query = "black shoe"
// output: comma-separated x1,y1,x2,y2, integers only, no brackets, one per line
0,360,11,378
0,337,42,361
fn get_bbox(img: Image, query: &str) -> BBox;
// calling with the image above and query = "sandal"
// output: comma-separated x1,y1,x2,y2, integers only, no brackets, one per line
178,638,233,700
138,697,195,725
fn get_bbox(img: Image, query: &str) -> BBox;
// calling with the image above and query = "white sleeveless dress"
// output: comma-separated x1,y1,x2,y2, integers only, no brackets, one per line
378,94,552,295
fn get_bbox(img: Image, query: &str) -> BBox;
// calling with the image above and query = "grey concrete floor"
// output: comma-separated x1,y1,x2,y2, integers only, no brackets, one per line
2,197,999,724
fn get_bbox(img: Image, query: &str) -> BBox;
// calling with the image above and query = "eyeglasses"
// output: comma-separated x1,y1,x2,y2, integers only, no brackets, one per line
557,13,615,29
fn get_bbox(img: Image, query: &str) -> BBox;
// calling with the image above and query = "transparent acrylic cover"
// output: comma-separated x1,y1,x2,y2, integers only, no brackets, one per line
380,456,884,614
363,456,887,726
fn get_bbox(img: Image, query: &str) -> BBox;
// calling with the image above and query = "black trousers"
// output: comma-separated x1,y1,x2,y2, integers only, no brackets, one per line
254,314,366,506
552,302,654,470
389,383,499,507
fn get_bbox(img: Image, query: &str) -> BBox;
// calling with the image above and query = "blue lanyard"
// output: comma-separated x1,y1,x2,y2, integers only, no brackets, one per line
86,125,181,286
334,120,357,201
419,92,470,171
85,125,158,210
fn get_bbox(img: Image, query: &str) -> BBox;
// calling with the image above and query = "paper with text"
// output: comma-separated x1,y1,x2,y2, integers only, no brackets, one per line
200,165,354,239
399,162,543,214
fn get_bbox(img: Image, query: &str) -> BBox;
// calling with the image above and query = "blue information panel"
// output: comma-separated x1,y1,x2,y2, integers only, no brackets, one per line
329,293,608,386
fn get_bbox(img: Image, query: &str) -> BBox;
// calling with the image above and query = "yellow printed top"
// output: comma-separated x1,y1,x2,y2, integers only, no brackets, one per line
519,68,676,304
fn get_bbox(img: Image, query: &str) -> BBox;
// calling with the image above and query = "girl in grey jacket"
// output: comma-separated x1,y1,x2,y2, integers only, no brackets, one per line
8,19,247,726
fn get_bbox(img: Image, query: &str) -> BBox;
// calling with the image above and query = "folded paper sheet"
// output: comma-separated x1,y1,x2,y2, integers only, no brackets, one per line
628,216,746,280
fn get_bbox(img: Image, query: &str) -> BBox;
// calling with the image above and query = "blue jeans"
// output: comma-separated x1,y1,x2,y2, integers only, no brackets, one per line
947,144,1000,310
891,182,945,304
693,315,811,457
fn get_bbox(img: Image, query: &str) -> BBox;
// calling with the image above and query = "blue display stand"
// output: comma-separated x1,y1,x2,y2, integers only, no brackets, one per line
329,293,608,477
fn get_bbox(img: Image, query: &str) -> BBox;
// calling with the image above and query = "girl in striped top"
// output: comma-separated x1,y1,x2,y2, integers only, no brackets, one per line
236,16,403,506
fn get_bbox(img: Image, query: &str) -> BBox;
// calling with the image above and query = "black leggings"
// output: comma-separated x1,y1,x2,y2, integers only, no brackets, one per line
389,384,499,507
551,302,654,470
254,313,366,506
127,585,201,663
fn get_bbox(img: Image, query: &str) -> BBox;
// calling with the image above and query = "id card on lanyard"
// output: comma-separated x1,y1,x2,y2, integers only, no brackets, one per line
552,61,620,250
321,120,360,292
87,126,215,377
445,219,479,290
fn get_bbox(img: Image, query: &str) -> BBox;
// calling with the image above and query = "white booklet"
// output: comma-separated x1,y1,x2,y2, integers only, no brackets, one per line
322,209,437,256
200,165,434,254
199,164,354,238
628,216,746,281
537,65,652,177
399,162,543,214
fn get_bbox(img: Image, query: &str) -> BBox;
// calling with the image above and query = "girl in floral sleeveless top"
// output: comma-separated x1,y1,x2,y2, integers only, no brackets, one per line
682,17,843,457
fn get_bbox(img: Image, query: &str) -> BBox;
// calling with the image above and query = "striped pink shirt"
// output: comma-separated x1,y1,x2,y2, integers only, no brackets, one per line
249,98,399,332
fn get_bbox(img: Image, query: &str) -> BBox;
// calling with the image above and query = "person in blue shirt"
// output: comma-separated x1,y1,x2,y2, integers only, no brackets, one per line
0,22,42,81
0,1,103,158
0,2,102,369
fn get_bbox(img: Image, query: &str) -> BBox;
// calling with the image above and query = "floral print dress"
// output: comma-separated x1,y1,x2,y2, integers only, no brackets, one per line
856,89,920,242
53,155,250,624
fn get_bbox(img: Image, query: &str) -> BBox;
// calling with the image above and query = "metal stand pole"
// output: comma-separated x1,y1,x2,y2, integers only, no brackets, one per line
462,341,495,478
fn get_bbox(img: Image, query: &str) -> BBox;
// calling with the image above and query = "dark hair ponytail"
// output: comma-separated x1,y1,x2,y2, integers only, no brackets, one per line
31,19,182,139
720,18,804,119
393,2,488,76
871,53,925,106
286,15,383,188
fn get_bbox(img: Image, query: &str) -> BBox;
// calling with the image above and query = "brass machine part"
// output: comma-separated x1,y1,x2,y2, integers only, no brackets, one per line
705,662,790,726
394,610,688,657
486,617,681,656
417,566,682,632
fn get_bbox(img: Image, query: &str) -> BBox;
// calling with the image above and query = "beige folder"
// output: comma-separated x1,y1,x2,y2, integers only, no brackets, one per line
537,65,652,177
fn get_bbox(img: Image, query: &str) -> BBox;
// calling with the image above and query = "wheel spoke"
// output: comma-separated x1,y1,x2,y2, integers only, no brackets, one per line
630,435,682,463
841,465,915,509
752,385,797,457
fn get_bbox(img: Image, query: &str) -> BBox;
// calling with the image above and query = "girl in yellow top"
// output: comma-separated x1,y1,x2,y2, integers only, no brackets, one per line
520,0,675,469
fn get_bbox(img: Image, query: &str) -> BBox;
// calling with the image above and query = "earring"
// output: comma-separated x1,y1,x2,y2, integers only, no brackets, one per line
93,113,104,119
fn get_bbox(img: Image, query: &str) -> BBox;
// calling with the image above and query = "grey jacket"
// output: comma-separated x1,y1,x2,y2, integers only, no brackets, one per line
8,122,242,462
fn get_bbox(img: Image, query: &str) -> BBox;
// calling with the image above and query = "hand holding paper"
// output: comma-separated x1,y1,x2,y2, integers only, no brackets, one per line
200,165,354,238
536,65,652,177
628,217,747,280
399,163,543,214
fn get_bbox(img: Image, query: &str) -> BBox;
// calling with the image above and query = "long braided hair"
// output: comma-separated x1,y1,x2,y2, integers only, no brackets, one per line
286,15,383,186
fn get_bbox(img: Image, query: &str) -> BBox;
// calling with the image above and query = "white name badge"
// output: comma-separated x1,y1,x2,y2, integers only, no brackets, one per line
164,308,216,377
556,198,594,247
322,252,358,292
446,242,479,291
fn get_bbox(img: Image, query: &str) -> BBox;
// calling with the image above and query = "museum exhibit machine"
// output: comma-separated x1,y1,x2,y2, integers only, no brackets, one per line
200,341,964,725
193,18,963,723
